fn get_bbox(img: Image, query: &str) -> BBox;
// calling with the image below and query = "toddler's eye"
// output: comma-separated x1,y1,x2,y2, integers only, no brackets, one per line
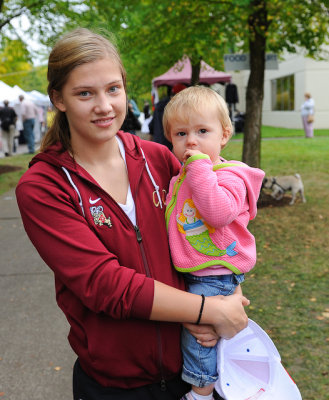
199,129,207,134
177,131,186,137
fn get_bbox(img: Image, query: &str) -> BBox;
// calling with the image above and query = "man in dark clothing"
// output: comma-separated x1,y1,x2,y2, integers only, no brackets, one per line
121,102,141,135
149,84,187,150
0,100,17,156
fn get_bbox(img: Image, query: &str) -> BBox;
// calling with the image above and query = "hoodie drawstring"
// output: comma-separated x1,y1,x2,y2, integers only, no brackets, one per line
140,147,163,209
62,147,163,213
62,167,85,217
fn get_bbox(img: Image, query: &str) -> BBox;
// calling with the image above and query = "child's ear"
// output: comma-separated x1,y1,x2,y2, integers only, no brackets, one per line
221,127,231,148
51,90,66,112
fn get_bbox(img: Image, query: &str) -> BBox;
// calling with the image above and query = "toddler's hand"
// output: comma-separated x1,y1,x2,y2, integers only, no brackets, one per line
183,323,219,347
183,149,203,163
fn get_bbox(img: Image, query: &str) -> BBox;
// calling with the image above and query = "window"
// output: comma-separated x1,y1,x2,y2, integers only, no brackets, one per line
271,75,295,111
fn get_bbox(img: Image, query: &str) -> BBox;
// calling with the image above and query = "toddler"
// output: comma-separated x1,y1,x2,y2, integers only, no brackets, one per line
163,86,265,400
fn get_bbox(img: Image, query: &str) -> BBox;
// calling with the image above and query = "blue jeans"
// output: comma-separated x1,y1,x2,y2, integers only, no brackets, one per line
23,118,35,153
181,273,245,388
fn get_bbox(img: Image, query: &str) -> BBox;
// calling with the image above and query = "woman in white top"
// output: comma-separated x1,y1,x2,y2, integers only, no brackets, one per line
301,92,315,138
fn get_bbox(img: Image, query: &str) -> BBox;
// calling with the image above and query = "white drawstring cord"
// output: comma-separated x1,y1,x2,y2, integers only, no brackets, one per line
140,148,163,209
62,167,85,217
62,147,163,214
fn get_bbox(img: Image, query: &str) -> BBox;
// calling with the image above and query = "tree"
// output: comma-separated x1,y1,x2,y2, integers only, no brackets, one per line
0,0,96,92
99,0,329,167
0,39,49,93
0,37,31,76
2,0,328,167
241,0,329,167
0,0,89,62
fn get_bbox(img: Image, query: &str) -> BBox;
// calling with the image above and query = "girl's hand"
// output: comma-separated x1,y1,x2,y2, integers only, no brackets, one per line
184,286,249,346
211,288,250,339
183,323,219,347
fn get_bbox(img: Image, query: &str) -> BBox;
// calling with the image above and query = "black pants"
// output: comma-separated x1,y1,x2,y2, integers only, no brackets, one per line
73,359,191,400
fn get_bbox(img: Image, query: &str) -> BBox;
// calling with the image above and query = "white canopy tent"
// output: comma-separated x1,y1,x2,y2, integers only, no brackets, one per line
0,82,49,107
0,81,18,105
27,90,50,107
11,85,35,103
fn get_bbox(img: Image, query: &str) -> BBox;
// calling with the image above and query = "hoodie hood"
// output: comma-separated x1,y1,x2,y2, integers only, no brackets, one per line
216,160,264,220
29,131,144,172
30,131,169,211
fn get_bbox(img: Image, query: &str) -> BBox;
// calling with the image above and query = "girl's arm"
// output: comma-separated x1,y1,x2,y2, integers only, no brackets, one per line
150,280,249,340
184,285,244,346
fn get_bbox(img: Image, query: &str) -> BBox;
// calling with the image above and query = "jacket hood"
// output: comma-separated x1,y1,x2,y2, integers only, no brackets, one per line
219,160,264,220
29,131,144,171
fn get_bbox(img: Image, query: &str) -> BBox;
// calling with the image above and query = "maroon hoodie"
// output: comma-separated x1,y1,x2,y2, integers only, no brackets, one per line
16,131,185,388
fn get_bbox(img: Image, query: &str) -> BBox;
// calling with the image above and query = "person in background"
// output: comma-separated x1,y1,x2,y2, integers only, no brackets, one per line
0,100,17,156
163,86,264,400
149,84,187,150
141,101,153,136
36,106,46,139
128,98,140,118
16,28,249,400
121,101,141,135
301,92,315,138
19,94,38,154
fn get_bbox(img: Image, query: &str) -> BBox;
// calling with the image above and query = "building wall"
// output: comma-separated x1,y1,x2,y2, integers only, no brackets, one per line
227,51,329,129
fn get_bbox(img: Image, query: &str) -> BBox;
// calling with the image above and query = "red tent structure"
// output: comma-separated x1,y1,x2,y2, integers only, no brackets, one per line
152,56,231,87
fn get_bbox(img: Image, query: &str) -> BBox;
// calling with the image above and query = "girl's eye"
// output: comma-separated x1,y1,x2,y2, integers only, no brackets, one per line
177,131,186,137
199,129,207,134
79,91,90,97
109,86,120,93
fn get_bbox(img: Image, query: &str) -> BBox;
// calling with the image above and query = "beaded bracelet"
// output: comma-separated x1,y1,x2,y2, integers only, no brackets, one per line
196,294,205,325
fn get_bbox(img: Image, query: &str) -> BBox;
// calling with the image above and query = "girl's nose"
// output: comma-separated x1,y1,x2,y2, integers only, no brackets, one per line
94,93,113,114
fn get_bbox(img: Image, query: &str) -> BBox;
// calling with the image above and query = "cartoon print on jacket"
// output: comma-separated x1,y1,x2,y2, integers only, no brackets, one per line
176,199,237,257
90,205,112,228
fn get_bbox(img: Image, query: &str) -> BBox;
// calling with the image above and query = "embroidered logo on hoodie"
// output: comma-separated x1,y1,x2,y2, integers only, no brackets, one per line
89,205,112,228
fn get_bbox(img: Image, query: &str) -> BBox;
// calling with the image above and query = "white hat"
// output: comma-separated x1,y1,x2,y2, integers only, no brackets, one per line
215,319,302,400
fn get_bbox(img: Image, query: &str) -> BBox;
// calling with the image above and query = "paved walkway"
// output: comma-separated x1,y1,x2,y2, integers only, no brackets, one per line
0,188,75,399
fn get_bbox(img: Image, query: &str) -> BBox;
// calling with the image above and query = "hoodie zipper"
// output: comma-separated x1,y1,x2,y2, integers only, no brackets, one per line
165,169,186,229
134,225,151,278
133,158,169,390
133,224,167,390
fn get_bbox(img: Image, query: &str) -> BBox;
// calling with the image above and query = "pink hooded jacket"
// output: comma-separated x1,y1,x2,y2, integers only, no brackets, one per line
165,154,265,276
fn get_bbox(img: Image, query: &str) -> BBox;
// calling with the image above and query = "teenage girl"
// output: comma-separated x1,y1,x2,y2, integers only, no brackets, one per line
16,28,249,400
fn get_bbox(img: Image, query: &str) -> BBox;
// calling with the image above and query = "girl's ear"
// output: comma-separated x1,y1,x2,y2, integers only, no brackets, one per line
51,90,66,112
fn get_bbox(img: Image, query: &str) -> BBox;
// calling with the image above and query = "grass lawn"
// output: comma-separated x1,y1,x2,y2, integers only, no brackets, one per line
0,153,32,196
1,129,328,399
233,125,329,139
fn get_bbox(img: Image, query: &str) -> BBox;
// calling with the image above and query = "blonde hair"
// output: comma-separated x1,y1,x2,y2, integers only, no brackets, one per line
41,28,126,152
163,86,232,143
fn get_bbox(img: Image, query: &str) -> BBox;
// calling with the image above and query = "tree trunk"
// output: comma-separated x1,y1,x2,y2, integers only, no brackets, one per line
242,0,267,168
190,55,201,86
